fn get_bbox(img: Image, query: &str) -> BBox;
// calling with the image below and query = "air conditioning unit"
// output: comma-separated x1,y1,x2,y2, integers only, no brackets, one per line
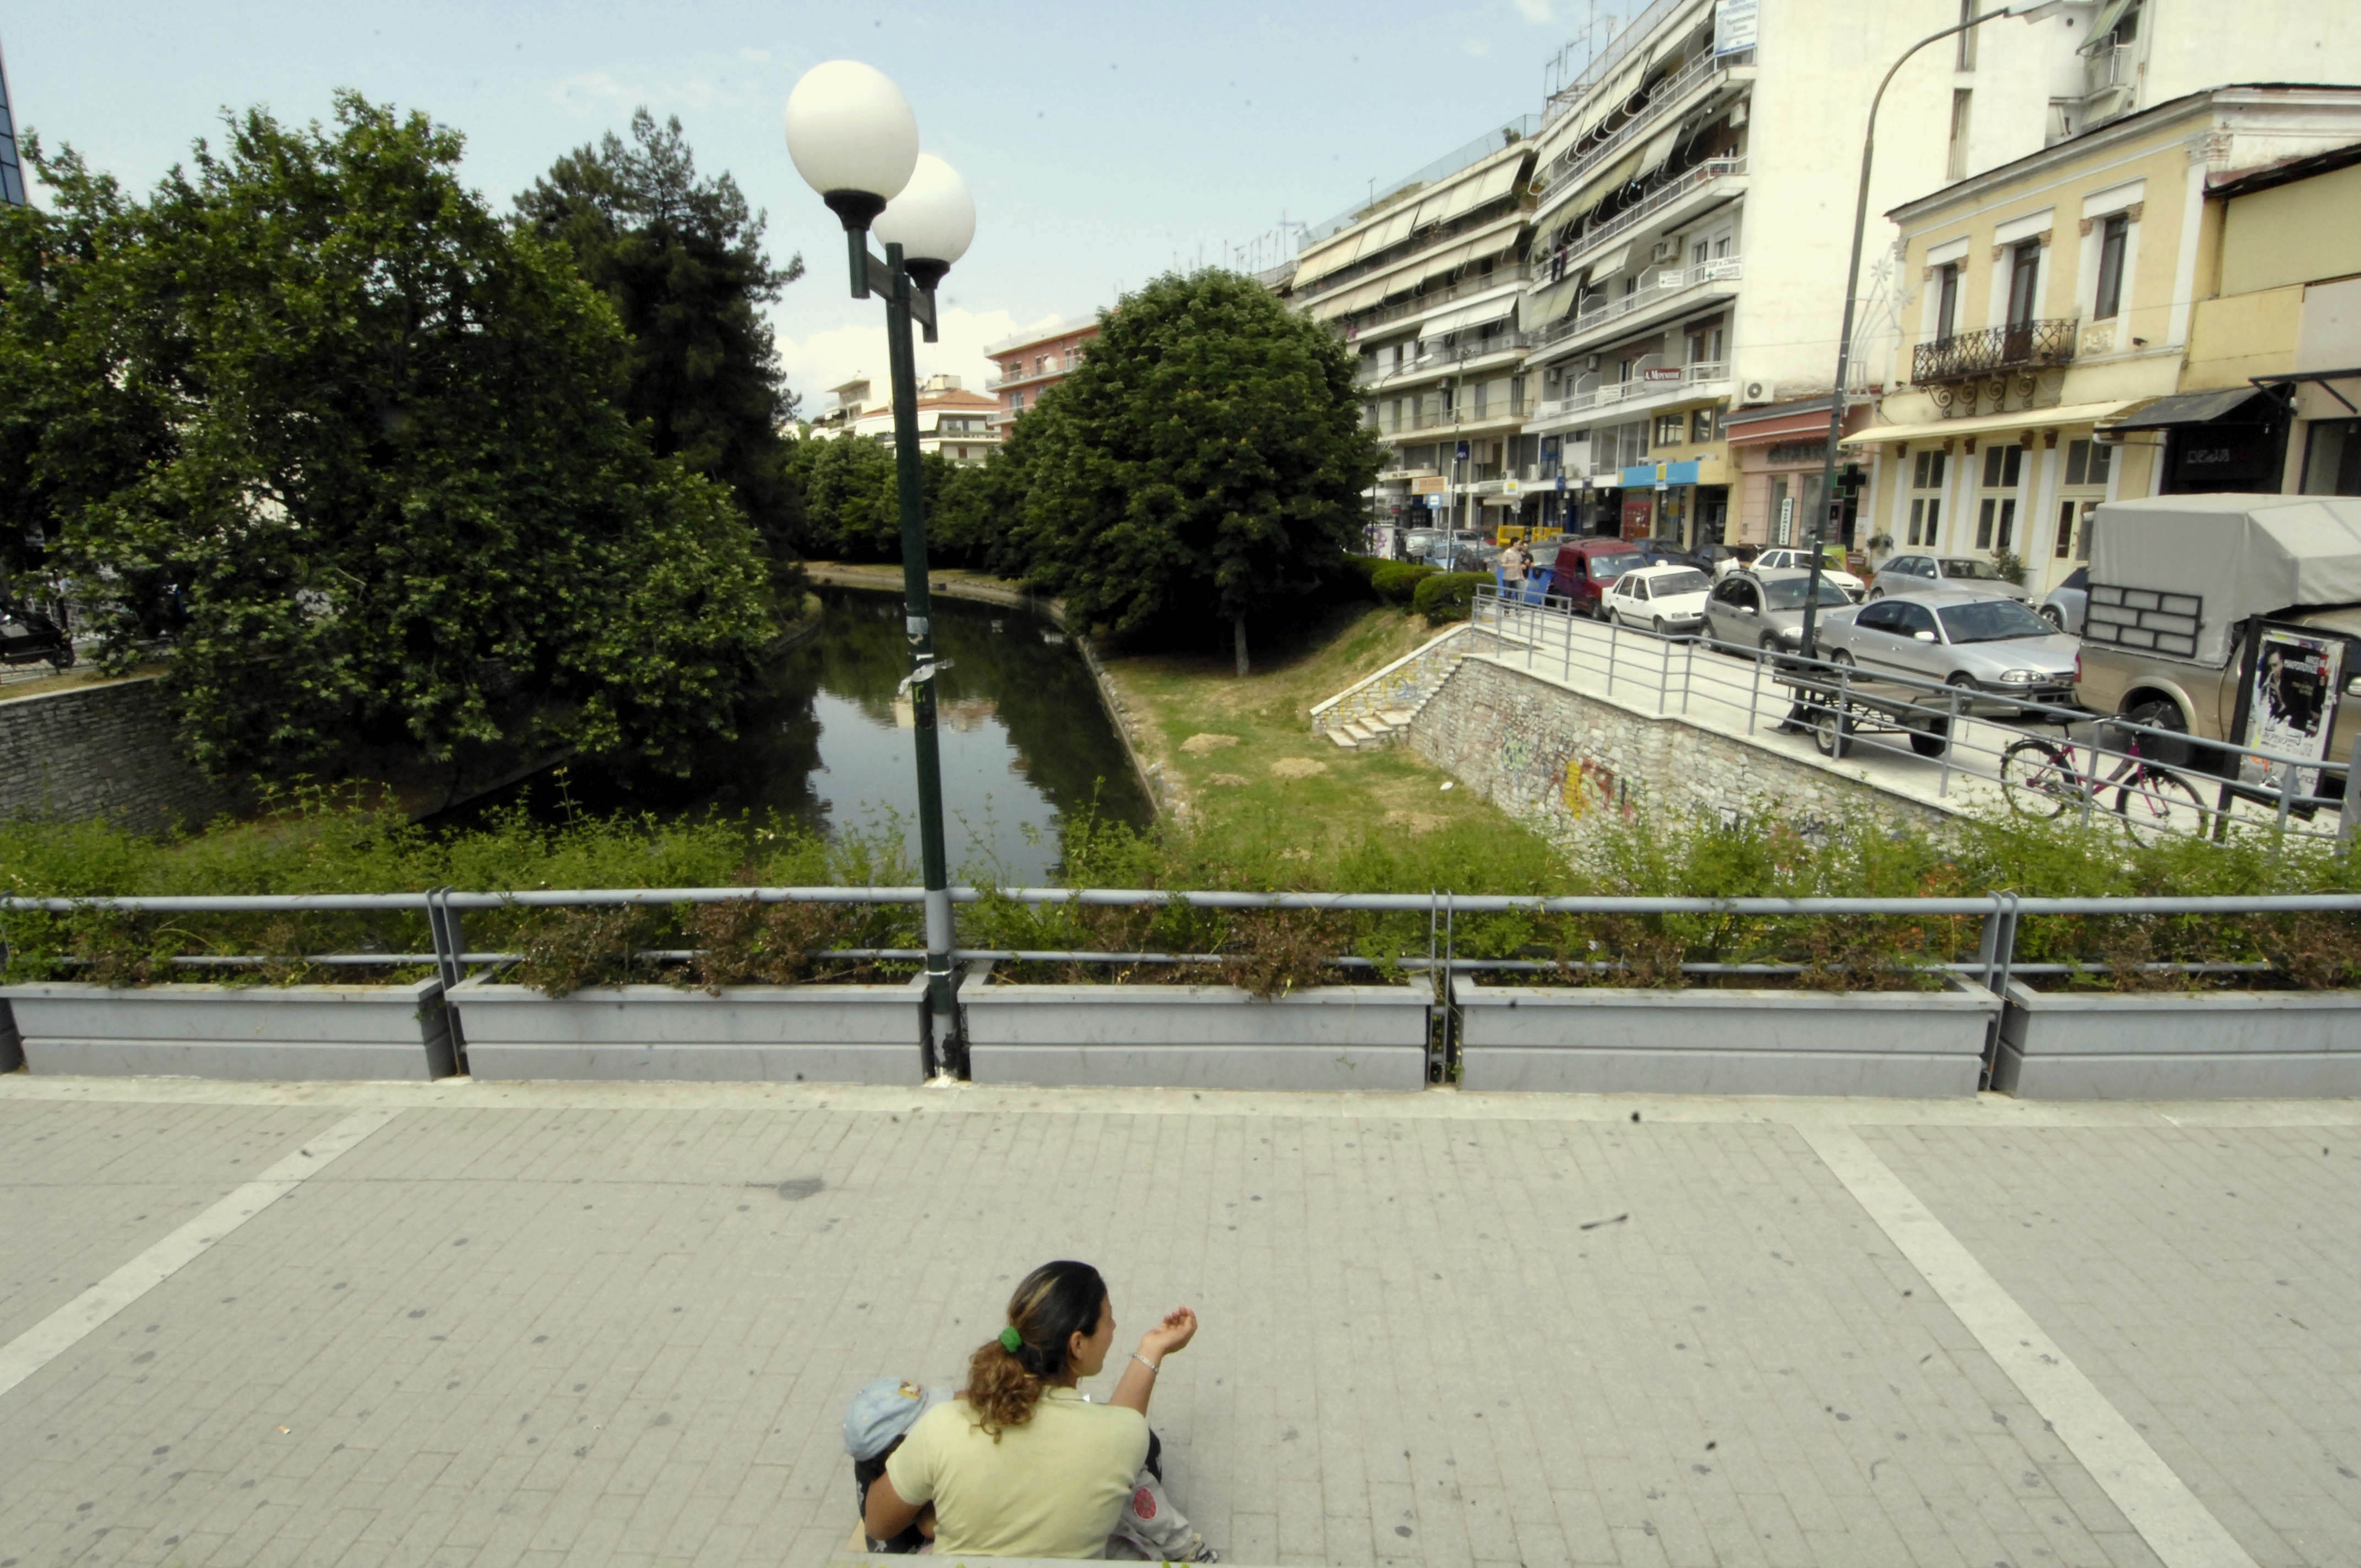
1586,355,1602,372
1650,239,1680,264
1740,380,1770,405
1729,101,1748,128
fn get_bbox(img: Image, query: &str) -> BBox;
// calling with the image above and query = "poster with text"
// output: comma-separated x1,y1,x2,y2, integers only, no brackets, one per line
2238,627,2344,801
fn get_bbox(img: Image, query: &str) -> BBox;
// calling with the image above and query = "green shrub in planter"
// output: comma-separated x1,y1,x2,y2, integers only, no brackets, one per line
1370,560,1434,603
1414,571,1490,625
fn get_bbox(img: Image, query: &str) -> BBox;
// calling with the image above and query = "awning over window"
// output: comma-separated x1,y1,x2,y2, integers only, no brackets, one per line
1837,400,2140,447
2098,386,2278,430
1520,273,1587,332
1586,242,1632,280
1554,147,1646,230
1439,158,1523,225
1418,293,1519,340
1576,59,1650,143
1634,123,1683,180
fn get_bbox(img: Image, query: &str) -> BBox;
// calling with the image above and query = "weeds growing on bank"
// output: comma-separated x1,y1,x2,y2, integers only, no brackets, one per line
2,785,2354,995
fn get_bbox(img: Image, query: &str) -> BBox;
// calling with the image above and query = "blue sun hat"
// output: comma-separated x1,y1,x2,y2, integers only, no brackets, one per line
842,1377,951,1461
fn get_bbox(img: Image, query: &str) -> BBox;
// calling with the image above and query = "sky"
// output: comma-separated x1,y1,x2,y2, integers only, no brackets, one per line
1,0,1642,415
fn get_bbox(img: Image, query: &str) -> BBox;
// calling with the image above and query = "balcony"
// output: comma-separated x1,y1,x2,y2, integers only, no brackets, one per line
1360,331,1540,387
986,361,1076,393
1536,157,1748,281
1532,49,1753,227
1342,265,1533,336
1527,360,1728,427
1535,257,1741,356
1910,318,2078,383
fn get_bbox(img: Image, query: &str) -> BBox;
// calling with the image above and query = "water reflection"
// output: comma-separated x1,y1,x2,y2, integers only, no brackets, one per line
442,588,1151,883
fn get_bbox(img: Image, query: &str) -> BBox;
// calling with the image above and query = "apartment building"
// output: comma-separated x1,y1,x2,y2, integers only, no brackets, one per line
1287,122,1541,537
809,374,1003,465
985,317,1101,433
1850,85,2361,595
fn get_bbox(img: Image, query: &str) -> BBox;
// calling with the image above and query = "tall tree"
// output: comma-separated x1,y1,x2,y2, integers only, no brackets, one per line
15,93,774,777
517,110,806,596
1002,271,1382,672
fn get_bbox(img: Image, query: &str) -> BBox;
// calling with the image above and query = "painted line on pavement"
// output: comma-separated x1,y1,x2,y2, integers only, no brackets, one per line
1800,1124,2259,1568
0,1108,399,1404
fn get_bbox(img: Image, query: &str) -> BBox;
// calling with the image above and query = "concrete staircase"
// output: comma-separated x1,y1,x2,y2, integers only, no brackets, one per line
1309,624,1471,750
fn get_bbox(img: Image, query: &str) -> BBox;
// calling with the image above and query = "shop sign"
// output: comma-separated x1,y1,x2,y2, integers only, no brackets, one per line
1411,475,1448,495
1641,368,1685,383
1715,0,1758,54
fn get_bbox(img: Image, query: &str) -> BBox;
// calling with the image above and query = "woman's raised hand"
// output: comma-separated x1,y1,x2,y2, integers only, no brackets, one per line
1140,1306,1198,1360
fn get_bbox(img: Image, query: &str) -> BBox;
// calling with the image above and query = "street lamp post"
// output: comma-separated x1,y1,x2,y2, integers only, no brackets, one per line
785,62,977,1076
1797,2,2068,658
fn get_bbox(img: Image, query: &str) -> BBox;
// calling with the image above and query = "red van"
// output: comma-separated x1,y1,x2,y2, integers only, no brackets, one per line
1545,538,1650,617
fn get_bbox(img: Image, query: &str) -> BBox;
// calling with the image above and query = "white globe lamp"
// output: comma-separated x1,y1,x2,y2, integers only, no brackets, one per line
784,60,920,231
873,153,976,291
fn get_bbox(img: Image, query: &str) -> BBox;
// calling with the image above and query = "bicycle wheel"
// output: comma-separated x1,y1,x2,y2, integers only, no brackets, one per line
2000,738,2079,819
2112,768,2212,845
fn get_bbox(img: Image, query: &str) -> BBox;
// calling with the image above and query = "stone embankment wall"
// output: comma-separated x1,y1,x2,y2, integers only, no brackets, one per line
0,677,239,835
1411,655,1956,845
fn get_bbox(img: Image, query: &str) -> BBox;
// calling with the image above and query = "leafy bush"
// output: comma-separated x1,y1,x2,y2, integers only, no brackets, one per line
1369,560,1434,604
1413,571,1489,625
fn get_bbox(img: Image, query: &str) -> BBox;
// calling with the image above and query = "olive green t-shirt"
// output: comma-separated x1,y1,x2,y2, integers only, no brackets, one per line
884,1389,1149,1558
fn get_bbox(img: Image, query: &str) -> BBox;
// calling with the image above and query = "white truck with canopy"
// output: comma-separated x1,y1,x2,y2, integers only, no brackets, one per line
2074,493,2360,819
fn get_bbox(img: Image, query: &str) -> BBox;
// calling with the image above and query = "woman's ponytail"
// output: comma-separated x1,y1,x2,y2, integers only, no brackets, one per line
963,1260,1106,1440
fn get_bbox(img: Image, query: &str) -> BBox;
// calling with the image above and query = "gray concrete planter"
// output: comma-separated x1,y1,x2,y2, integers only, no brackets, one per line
1455,976,1998,1096
0,979,455,1080
447,975,927,1083
961,971,1433,1090
1995,981,2361,1099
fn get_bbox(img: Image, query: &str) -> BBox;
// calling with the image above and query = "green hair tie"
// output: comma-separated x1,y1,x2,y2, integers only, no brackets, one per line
998,1326,1024,1354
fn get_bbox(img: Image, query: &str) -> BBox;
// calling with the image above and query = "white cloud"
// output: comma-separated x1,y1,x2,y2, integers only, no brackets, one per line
1511,0,1555,21
546,68,755,118
769,305,1067,420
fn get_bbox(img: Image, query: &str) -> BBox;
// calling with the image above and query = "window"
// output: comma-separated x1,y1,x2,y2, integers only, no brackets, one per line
1894,601,1939,640
1956,0,1980,68
2302,418,2361,496
1692,239,1710,267
2093,214,2129,320
1010,390,1025,413
2054,438,2111,559
1655,412,1685,446
1857,600,1906,634
1935,264,1961,341
1908,448,1946,548
2006,241,2041,328
1691,407,1717,443
1975,442,2025,552
1947,90,1973,182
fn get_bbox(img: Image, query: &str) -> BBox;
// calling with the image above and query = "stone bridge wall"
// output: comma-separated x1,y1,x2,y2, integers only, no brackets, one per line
0,677,238,836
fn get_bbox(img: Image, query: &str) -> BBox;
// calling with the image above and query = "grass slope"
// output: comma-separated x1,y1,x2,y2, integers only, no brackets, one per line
1098,603,1536,851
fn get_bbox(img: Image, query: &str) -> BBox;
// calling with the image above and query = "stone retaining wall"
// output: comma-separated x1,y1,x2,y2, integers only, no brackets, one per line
0,677,238,834
1410,654,1956,846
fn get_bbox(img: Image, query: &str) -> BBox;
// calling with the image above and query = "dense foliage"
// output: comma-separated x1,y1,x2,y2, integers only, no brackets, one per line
973,271,1383,668
0,95,775,777
516,109,808,600
3,793,2352,996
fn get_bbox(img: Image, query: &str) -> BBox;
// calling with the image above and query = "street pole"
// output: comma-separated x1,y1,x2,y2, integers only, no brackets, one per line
1799,5,2030,659
879,242,960,1075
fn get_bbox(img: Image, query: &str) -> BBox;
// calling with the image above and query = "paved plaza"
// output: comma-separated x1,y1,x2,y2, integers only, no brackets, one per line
2,1075,2359,1568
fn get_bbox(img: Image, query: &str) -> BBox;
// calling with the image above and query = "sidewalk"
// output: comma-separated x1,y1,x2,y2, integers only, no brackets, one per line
3,1075,2357,1567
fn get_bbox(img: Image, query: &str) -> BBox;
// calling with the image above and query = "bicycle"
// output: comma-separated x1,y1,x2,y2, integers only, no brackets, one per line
1998,720,2212,843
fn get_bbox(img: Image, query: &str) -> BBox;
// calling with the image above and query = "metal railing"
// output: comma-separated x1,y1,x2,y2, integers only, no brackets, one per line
1466,585,2356,848
1531,361,1727,422
1299,115,1542,250
1535,47,1744,212
1911,318,2078,383
1535,157,1748,282
1360,332,1541,388
1340,266,1535,334
1310,623,1475,736
984,361,1073,392
1539,257,1741,346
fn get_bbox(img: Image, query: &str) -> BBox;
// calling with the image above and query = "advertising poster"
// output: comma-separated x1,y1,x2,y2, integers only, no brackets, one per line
2238,627,2344,800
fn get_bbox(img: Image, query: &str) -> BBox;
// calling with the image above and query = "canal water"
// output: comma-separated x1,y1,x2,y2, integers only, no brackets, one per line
447,588,1151,883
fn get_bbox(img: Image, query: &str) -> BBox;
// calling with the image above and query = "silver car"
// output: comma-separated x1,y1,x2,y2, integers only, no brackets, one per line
2039,565,2088,634
1867,553,2033,605
1703,568,1855,656
1816,586,2079,703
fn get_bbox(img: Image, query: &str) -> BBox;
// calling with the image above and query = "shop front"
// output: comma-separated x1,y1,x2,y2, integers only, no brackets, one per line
2100,386,2289,495
1725,398,1872,548
1616,460,1707,542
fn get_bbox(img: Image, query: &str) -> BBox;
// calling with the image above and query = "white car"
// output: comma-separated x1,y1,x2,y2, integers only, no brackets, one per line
1749,547,1865,601
1605,563,1712,635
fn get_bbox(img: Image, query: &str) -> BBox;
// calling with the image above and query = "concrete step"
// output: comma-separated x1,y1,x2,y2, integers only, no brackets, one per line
1375,708,1415,728
1325,726,1361,749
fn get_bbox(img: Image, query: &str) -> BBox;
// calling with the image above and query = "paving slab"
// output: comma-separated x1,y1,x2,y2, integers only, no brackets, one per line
0,1077,2355,1567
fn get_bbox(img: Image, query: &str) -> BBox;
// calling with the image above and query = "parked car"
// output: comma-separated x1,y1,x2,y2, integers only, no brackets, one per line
1543,537,1650,617
1749,546,1865,601
2040,565,2088,634
0,596,74,671
1403,527,1447,561
1429,537,1500,574
1815,587,2078,704
1630,538,1700,570
1867,553,2034,605
1497,540,1566,604
1689,542,1742,575
1604,563,1712,635
1702,569,1854,656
